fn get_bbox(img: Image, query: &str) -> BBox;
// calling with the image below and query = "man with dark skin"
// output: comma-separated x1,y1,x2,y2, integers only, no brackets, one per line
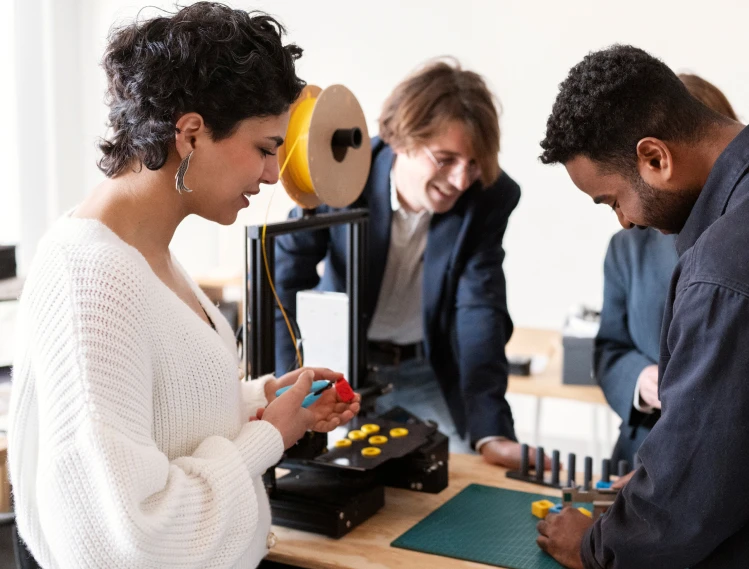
535,45,749,569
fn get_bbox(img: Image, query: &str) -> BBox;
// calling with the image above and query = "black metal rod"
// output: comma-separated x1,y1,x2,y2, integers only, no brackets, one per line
618,460,630,477
247,209,369,383
249,233,276,377
535,447,545,482
520,443,529,477
248,209,368,238
584,456,593,491
567,453,576,488
602,458,611,483
332,127,363,149
243,228,250,379
346,221,368,389
551,450,560,486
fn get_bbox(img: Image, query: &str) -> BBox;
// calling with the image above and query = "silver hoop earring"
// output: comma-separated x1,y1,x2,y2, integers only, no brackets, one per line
175,151,193,194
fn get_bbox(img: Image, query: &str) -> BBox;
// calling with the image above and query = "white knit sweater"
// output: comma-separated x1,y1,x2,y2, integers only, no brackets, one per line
8,217,284,569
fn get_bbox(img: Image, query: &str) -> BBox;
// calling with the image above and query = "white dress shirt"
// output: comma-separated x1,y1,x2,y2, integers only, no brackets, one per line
633,369,657,414
366,172,502,452
367,171,431,345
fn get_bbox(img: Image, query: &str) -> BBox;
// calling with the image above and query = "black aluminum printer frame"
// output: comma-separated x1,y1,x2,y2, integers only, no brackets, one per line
243,208,369,387
242,208,452,538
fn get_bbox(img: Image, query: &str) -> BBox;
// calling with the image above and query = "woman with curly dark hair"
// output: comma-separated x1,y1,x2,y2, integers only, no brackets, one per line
8,4,359,568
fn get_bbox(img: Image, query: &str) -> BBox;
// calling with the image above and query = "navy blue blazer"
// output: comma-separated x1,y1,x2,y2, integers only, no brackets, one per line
274,138,521,445
584,126,749,569
595,228,677,466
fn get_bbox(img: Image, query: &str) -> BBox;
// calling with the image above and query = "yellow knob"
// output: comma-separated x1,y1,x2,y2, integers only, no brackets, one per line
347,430,366,441
334,439,352,448
361,447,381,457
361,424,381,434
368,436,388,445
390,428,409,438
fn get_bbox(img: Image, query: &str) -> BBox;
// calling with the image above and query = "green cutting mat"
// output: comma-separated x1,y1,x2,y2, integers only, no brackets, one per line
392,484,587,569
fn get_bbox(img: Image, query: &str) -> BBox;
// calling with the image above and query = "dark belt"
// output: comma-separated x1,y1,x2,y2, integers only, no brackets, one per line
367,340,425,366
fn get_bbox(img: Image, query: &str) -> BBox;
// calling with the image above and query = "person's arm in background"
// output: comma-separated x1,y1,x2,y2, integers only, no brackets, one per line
273,205,331,373
594,234,657,428
454,174,527,466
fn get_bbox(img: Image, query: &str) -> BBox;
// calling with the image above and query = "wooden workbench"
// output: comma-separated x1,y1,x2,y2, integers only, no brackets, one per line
267,453,557,569
506,328,605,406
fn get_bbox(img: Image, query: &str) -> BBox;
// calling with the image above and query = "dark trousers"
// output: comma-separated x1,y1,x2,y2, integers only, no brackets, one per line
372,356,473,454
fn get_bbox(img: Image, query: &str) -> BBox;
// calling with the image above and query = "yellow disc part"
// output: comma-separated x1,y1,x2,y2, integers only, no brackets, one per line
361,447,381,457
285,96,316,195
361,424,380,434
334,439,352,448
368,436,388,445
347,430,366,441
390,428,409,438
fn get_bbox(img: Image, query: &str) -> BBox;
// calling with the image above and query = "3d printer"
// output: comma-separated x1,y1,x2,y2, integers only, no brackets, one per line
241,84,449,538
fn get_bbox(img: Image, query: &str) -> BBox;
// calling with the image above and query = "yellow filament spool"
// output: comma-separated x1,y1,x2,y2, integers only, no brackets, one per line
284,94,316,195
347,430,366,441
361,424,380,435
268,84,370,370
361,447,381,458
278,84,371,209
334,439,352,448
368,436,388,445
390,428,409,438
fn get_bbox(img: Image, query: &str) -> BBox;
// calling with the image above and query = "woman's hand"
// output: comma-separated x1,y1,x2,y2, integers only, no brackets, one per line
264,367,345,404
256,369,361,449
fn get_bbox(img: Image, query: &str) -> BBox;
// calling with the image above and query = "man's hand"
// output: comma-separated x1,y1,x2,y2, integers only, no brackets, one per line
611,469,636,489
638,364,661,410
536,508,592,569
480,439,552,470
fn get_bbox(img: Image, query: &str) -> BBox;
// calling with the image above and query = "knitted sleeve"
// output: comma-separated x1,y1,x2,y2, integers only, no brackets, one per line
25,242,283,568
240,374,274,420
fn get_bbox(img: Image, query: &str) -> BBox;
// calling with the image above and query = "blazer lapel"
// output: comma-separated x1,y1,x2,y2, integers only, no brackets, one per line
365,145,395,318
423,207,467,343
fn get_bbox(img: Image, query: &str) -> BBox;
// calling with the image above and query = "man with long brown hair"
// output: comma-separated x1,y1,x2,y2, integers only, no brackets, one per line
274,58,543,469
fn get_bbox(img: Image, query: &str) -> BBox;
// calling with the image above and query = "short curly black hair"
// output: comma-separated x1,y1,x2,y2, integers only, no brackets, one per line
98,2,305,177
540,45,722,174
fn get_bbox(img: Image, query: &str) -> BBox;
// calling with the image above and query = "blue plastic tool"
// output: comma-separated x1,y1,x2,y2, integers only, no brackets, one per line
275,380,332,408
595,480,613,490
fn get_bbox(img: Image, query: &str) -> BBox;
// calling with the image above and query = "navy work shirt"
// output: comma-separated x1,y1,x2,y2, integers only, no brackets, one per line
583,125,749,568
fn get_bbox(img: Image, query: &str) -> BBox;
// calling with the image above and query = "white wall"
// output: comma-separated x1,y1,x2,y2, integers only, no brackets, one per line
15,0,749,328
0,1,19,248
